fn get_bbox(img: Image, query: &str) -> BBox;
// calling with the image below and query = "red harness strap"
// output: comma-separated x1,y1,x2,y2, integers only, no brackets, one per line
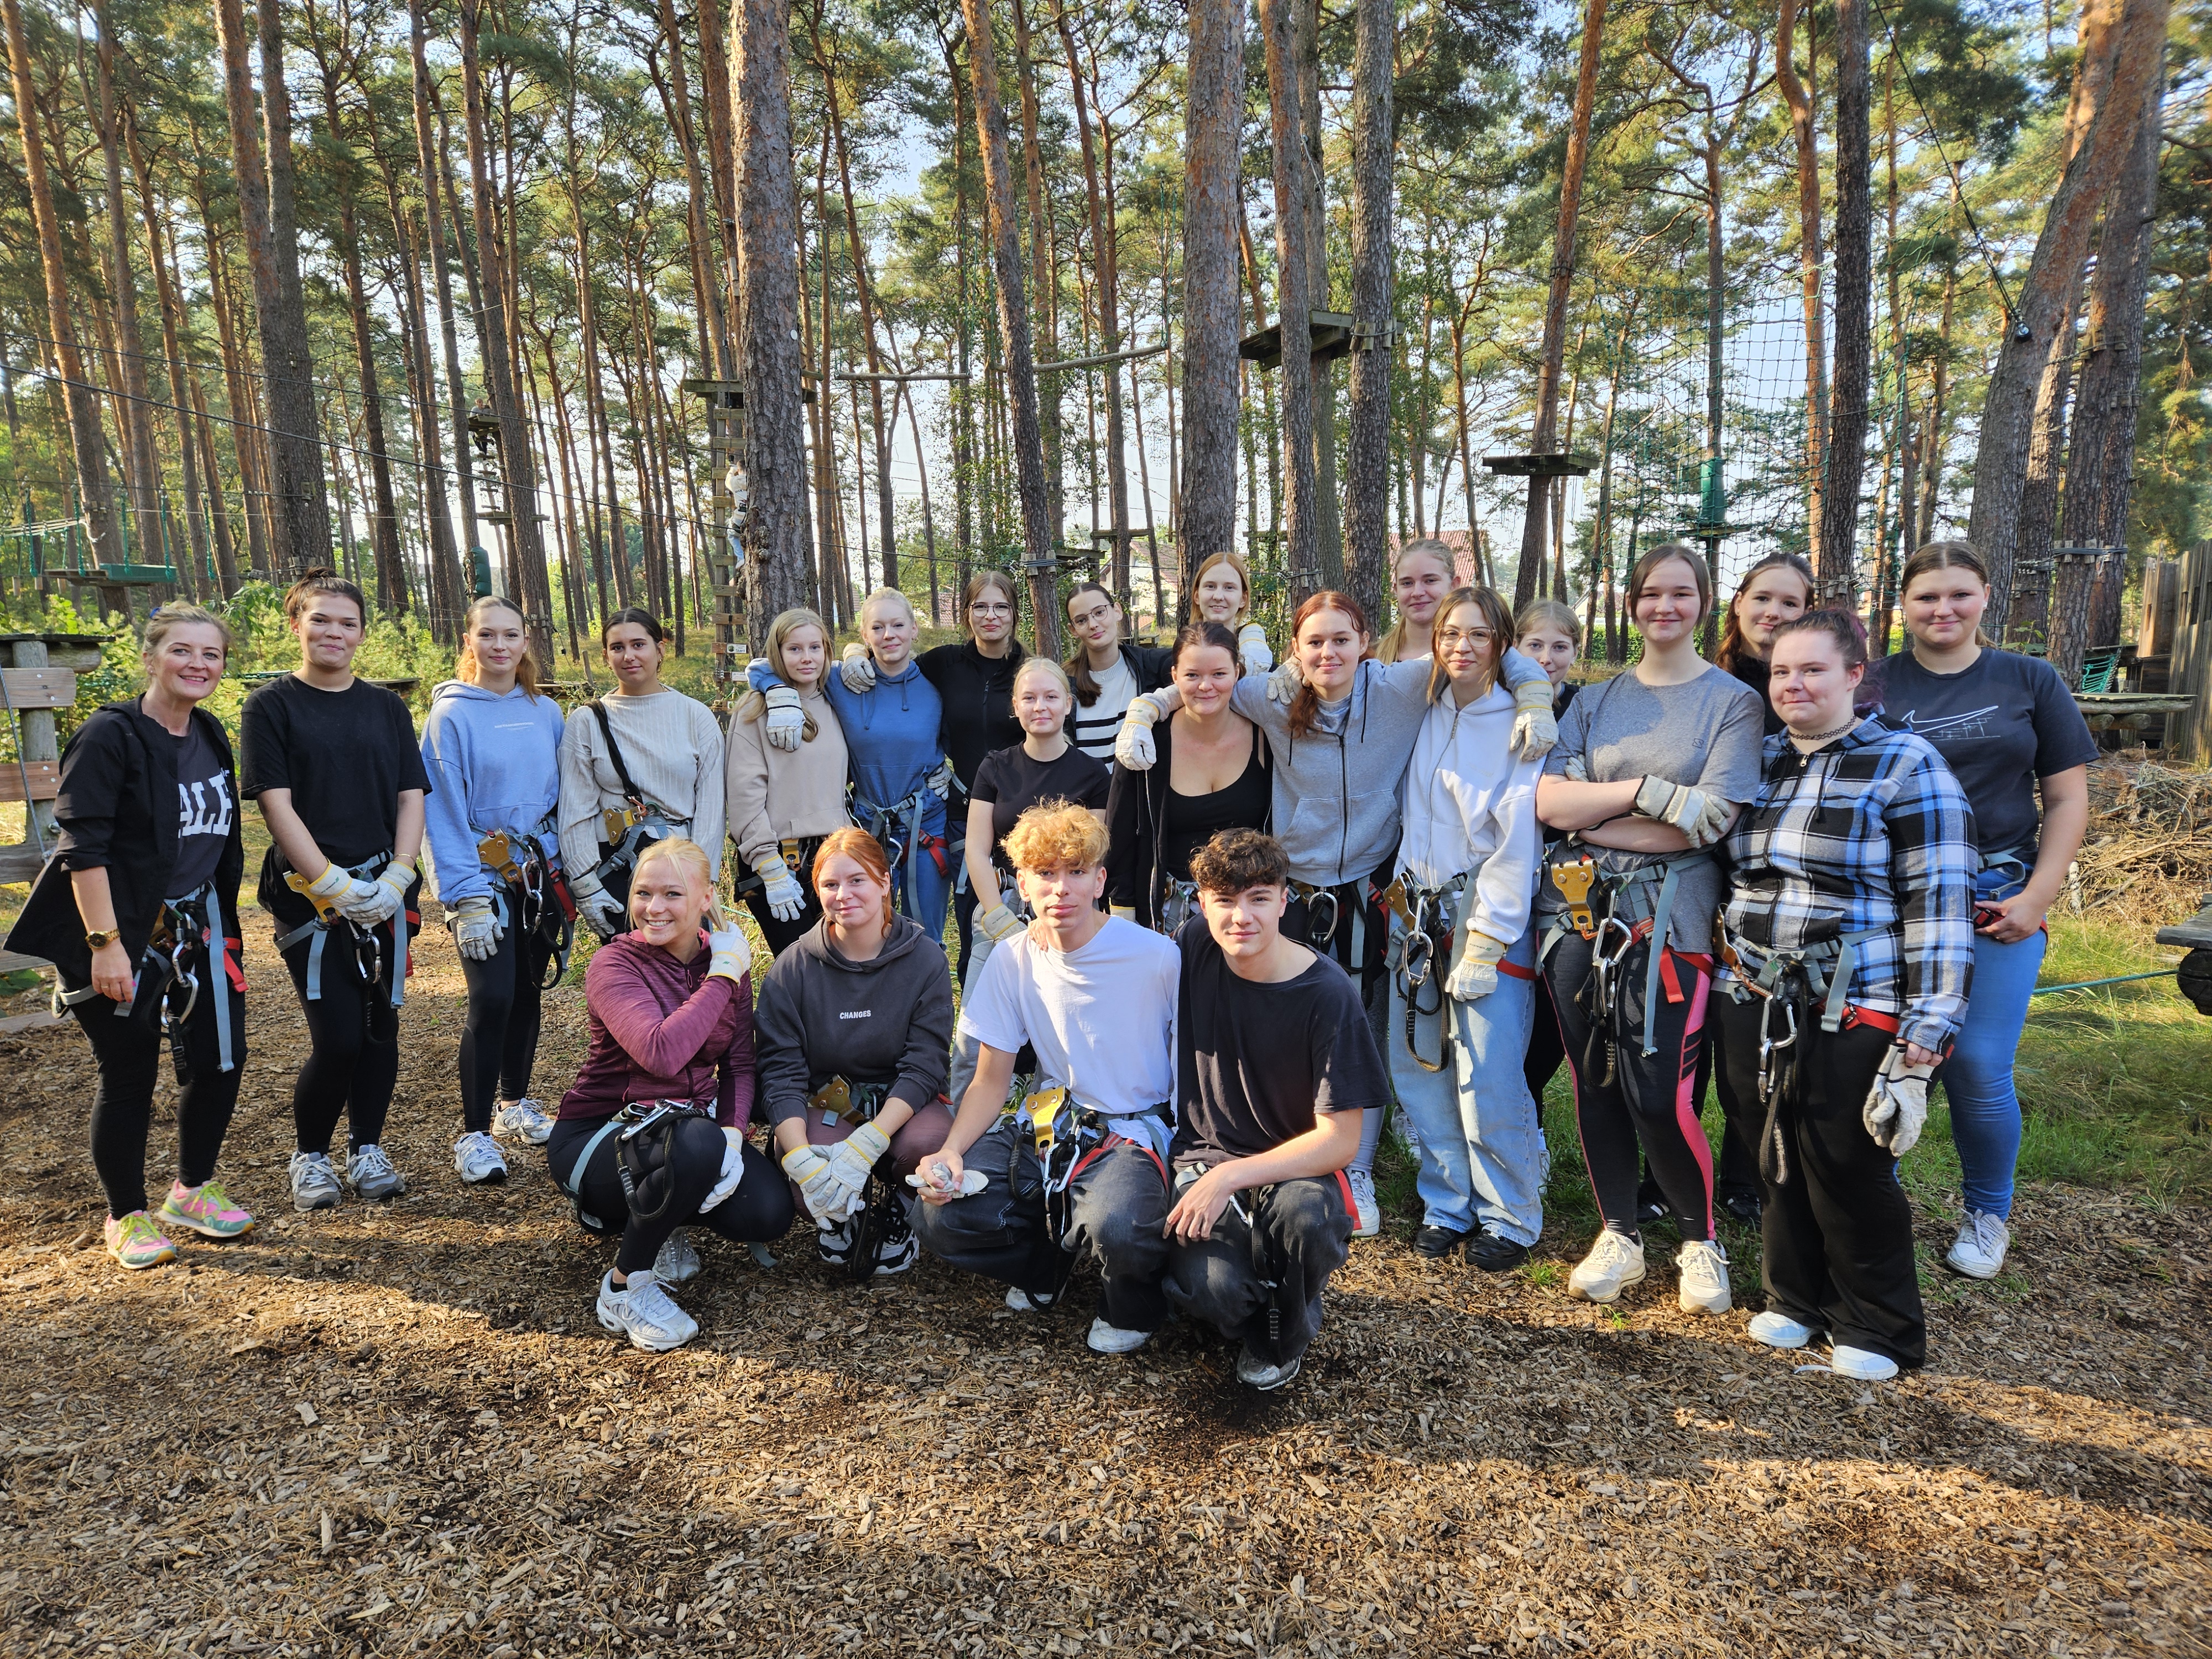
1069,1133,1168,1191
1838,1003,1901,1035
1498,959,1540,982
1656,948,1713,1005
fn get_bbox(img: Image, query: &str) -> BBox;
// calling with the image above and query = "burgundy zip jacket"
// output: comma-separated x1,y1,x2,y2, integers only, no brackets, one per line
557,932,755,1130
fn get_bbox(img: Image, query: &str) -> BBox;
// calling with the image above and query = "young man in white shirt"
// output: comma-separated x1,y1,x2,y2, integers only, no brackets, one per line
911,802,1180,1354
1161,830,1383,1389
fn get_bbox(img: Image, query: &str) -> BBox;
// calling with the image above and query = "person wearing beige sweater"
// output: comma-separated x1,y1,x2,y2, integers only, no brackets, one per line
726,608,851,954
559,609,727,939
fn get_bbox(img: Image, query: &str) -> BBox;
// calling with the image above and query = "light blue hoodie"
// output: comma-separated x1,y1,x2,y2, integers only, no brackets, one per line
419,680,567,905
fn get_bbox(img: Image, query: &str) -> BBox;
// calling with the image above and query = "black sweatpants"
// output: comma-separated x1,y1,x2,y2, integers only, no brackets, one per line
457,899,556,1134
1546,932,1715,1242
280,918,404,1157
1161,1170,1356,1368
72,970,247,1219
1710,995,1926,1366
547,1115,795,1276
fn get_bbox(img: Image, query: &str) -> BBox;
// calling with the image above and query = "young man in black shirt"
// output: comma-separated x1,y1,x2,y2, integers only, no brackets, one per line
1162,830,1386,1390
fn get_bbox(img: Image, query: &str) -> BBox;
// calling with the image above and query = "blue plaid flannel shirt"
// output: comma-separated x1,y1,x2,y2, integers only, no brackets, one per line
1722,719,1978,1051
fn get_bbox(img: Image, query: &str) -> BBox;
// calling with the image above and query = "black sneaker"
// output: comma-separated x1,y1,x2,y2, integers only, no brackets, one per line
1719,1190,1764,1230
1465,1230,1531,1272
871,1200,919,1276
1635,1183,1669,1229
1414,1224,1468,1259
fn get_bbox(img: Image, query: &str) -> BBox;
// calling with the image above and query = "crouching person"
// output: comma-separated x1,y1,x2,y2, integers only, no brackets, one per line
911,803,1180,1354
546,839,795,1352
1161,831,1383,1390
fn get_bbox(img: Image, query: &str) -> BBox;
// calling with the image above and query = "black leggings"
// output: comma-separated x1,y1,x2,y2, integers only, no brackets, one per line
547,1116,795,1276
74,973,247,1219
741,883,822,958
458,903,555,1133
1525,970,1566,1106
281,922,403,1156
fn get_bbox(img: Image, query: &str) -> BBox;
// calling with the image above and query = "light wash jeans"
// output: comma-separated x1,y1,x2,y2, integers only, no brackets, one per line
1936,867,2046,1219
1387,921,1544,1244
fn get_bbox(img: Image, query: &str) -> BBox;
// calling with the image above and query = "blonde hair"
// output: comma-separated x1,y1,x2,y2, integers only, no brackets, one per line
629,837,728,930
1191,551,1253,625
858,586,918,631
455,595,542,697
1377,539,1458,664
1514,597,1582,646
736,607,829,739
1013,655,1073,701
143,603,234,659
1003,801,1109,874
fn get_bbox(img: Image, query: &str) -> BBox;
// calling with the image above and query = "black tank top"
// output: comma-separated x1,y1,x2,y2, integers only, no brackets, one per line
1160,727,1271,881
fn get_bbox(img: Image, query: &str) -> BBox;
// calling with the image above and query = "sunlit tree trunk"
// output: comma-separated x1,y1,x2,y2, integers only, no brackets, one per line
1777,0,1827,566
89,11,163,568
1342,0,1393,623
1177,0,1242,609
1816,0,1872,605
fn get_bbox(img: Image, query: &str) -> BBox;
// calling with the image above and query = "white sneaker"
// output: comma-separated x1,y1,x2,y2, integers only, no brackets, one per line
453,1131,508,1185
1747,1310,1817,1349
1346,1167,1381,1238
1676,1238,1732,1313
1237,1348,1302,1391
1568,1227,1647,1303
1945,1210,2010,1279
1086,1318,1149,1355
492,1097,554,1145
654,1227,701,1285
1005,1285,1057,1312
346,1144,406,1202
596,1269,698,1352
289,1150,342,1212
1831,1343,1900,1381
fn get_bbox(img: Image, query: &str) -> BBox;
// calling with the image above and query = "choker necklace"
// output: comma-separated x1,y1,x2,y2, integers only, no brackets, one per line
1793,716,1858,743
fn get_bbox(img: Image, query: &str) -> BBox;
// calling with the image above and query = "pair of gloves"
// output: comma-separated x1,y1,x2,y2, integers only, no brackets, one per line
305,857,414,931
1113,670,1560,768
779,1120,892,1227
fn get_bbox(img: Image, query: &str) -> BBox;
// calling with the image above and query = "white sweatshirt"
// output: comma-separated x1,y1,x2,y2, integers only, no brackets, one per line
557,688,727,881
1394,682,1542,946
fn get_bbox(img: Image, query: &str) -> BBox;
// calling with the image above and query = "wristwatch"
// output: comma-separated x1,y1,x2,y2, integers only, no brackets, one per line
84,929,118,951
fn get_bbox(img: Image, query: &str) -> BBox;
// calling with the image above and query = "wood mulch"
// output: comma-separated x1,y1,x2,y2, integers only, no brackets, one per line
0,916,2206,1658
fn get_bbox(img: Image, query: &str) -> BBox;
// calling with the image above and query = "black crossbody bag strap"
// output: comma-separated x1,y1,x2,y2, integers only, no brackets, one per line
587,700,648,811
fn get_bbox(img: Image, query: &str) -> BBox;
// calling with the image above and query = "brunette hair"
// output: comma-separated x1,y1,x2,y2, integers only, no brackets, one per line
1188,828,1290,897
1376,538,1458,665
601,607,666,646
628,837,729,931
454,594,542,698
811,827,896,932
1285,590,1371,738
1715,552,1815,672
143,603,234,658
1624,542,1714,628
1003,800,1109,873
1190,550,1253,625
1771,608,1870,672
1423,585,1516,707
1063,581,1122,706
1171,619,1241,669
961,570,1020,641
283,567,366,626
735,607,829,739
1898,540,1996,648
1514,596,1582,646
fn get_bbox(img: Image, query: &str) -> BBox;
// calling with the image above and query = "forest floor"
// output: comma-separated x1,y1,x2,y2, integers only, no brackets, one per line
1,904,2208,1658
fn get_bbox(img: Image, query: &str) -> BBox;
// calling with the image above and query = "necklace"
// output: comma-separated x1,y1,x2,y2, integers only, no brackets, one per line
1792,715,1858,744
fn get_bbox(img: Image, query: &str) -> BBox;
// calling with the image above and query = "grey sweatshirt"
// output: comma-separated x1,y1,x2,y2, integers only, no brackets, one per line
752,913,955,1126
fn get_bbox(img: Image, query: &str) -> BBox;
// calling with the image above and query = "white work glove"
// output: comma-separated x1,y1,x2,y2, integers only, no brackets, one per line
706,927,750,983
1633,775,1733,849
1264,655,1306,706
838,643,877,694
1237,621,1273,677
781,1144,850,1227
926,758,955,798
306,860,382,917
697,1127,747,1212
754,856,806,922
907,1164,988,1198
1444,930,1510,1001
569,869,624,941
976,900,1026,944
1862,1046,1935,1156
1510,677,1559,761
825,1119,891,1203
342,857,413,927
451,895,504,961
1114,693,1168,770
1561,754,1590,783
763,685,805,752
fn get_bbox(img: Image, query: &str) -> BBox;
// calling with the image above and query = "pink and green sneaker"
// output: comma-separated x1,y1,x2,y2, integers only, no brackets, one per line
157,1180,255,1240
104,1211,179,1270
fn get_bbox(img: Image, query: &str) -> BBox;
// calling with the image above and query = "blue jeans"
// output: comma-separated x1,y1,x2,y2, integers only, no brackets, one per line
1937,868,2044,1220
1387,921,1545,1244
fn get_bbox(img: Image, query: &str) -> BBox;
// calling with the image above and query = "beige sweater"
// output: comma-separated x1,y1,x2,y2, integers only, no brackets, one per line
724,685,851,869
557,689,727,880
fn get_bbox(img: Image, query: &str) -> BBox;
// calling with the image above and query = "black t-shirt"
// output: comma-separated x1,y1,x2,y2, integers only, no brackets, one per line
1171,917,1390,1168
239,675,431,870
1725,653,1785,735
1866,647,2096,861
1160,728,1271,881
168,719,236,900
970,742,1110,872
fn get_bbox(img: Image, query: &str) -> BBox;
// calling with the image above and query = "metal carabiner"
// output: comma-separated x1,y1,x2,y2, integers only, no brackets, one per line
1590,914,1635,1016
1756,993,1799,1107
1305,887,1340,948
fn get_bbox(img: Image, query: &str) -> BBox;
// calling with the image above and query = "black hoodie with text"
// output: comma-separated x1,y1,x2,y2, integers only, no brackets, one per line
752,912,956,1126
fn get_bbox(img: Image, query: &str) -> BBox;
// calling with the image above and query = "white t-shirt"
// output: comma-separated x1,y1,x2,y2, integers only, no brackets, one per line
1067,654,1138,763
957,914,1180,1158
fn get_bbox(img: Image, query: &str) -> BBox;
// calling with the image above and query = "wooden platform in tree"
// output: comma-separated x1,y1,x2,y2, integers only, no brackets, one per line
1483,452,1598,478
1240,311,1355,369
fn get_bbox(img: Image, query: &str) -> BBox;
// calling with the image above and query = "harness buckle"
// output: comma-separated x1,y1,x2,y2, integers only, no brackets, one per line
1550,856,1599,938
476,829,523,885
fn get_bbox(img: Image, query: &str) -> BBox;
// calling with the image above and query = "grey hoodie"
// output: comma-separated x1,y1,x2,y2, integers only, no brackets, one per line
752,913,956,1126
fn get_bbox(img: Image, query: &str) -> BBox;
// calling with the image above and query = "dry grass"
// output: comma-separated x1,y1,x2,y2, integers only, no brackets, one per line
2073,756,2212,927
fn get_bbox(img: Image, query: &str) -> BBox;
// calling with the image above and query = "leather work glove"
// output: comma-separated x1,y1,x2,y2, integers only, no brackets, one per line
1562,754,1590,783
838,644,878,695
1862,1046,1935,1156
1264,655,1306,706
451,895,504,961
697,1127,747,1212
569,869,625,941
343,857,413,927
781,1144,850,1226
755,856,806,922
976,900,1026,945
926,758,955,798
826,1120,892,1201
1445,930,1511,1002
1115,693,1170,770
306,860,381,918
1633,775,1733,849
1237,621,1273,678
907,1164,988,1198
1510,678,1559,761
706,927,750,984
763,685,805,752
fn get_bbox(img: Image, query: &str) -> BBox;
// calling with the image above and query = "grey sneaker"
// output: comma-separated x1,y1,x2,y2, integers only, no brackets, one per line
492,1097,553,1145
596,1269,697,1352
1346,1167,1381,1238
346,1144,406,1202
289,1151,342,1213
1236,1348,1303,1391
452,1131,508,1185
1945,1210,2011,1279
654,1227,702,1285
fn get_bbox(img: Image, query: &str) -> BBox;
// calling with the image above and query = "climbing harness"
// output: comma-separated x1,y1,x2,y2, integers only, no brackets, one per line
1155,876,1201,936
807,1074,893,1126
55,879,241,1072
1539,846,1715,1061
585,702,689,907
851,778,951,924
1382,874,1467,1074
476,818,577,988
273,852,410,1006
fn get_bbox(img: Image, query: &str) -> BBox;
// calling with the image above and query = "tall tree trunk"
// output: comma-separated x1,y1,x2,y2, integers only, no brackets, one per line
958,0,1057,656
650,0,730,375
409,0,479,561
1515,0,1605,609
1881,61,1911,649
1776,0,1827,565
125,113,216,590
900,380,940,619
90,13,163,566
377,160,465,635
1058,15,1128,601
1296,0,1341,587
1342,0,1393,624
693,0,742,367
1258,0,1316,599
1178,0,1243,608
194,171,273,579
1917,259,1958,546
1815,0,1872,604
1010,0,1061,545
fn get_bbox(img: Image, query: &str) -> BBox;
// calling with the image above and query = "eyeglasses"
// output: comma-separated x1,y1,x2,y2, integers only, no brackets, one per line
1437,627,1495,648
971,602,1013,618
